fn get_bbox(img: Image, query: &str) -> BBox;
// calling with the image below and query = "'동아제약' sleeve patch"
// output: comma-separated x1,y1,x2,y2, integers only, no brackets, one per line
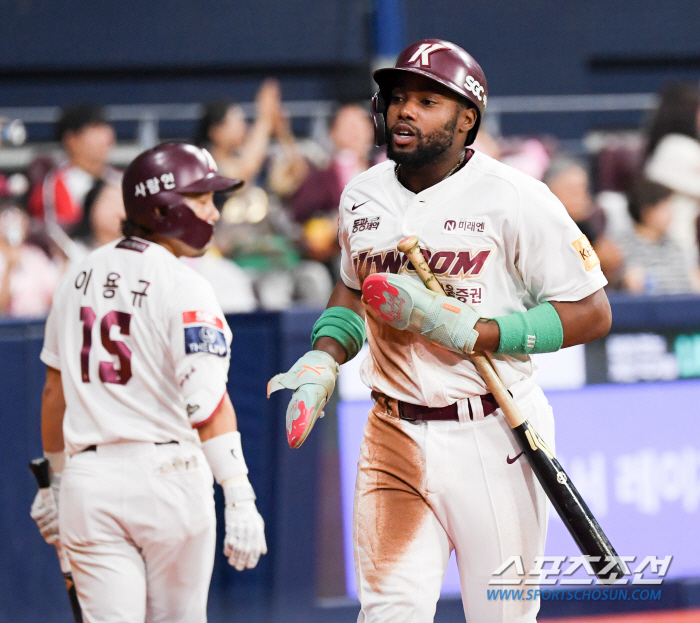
571,235,600,271
184,325,228,357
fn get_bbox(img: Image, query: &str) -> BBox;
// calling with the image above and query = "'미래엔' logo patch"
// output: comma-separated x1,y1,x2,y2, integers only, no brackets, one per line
443,218,487,235
184,326,228,357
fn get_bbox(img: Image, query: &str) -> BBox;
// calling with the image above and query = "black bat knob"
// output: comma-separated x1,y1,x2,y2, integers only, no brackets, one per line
29,457,51,489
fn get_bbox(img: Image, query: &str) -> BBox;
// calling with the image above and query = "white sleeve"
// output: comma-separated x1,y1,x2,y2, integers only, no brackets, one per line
515,183,608,304
167,273,231,427
40,286,62,370
338,188,361,290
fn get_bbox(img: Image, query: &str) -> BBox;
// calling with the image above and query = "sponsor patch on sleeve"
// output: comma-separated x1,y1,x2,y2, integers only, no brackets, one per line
182,310,224,329
571,235,600,271
184,326,228,357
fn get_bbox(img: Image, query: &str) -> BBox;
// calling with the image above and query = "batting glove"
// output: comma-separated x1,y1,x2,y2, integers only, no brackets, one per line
363,273,480,354
267,350,339,448
30,472,61,545
223,482,267,571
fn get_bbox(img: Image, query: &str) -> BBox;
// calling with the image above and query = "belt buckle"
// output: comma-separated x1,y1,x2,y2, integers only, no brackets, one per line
398,402,417,422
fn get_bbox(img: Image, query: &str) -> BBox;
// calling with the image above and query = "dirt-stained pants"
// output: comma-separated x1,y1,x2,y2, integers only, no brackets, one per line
354,387,554,623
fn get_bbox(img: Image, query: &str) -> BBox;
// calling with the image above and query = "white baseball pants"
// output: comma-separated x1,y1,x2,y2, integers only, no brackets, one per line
354,386,554,623
59,440,217,623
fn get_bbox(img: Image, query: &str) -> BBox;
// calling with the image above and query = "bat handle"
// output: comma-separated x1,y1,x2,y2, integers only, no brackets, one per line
470,352,526,427
400,240,526,427
29,457,51,488
29,458,73,575
30,458,82,621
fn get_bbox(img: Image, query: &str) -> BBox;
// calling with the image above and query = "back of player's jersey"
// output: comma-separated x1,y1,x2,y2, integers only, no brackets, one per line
41,238,232,454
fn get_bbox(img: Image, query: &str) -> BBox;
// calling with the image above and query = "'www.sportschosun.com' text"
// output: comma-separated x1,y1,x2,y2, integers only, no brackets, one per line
487,588,662,601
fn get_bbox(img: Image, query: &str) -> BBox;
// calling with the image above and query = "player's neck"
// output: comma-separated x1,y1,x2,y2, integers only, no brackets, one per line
150,233,208,259
148,234,181,257
396,147,466,194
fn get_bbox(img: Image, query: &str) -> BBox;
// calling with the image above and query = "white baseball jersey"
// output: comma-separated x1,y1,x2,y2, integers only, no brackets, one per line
339,151,607,406
41,237,232,455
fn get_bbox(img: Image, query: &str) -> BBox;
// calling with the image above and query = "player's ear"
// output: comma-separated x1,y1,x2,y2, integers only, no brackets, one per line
458,105,478,137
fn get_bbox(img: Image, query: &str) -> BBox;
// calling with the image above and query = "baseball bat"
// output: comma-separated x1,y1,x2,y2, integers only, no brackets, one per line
397,235,627,582
29,458,83,623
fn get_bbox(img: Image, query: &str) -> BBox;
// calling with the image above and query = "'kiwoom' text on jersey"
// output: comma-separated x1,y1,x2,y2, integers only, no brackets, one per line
339,152,607,406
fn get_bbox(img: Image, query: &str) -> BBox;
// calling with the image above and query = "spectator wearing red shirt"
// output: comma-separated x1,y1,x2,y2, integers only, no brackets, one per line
28,105,120,234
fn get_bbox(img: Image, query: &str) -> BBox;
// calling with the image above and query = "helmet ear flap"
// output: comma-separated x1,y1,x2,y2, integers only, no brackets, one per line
371,92,388,147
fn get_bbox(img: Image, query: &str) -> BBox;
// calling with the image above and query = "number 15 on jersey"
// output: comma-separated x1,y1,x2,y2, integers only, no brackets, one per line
79,307,133,385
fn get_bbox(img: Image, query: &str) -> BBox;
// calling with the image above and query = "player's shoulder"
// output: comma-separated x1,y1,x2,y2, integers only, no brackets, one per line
467,151,560,208
339,160,395,216
343,160,394,195
468,151,549,192
69,237,204,287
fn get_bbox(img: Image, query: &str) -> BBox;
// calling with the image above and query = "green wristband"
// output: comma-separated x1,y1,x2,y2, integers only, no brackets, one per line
494,302,564,355
311,306,366,361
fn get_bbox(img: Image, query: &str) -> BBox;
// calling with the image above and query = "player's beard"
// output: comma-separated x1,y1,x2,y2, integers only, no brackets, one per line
387,114,458,169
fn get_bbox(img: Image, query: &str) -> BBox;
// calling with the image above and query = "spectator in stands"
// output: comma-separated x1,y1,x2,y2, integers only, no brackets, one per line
271,104,379,272
617,179,698,295
181,252,257,313
0,203,61,317
194,80,281,183
499,137,552,180
195,81,331,309
471,127,502,160
27,104,119,235
543,157,624,287
68,180,126,261
643,82,700,272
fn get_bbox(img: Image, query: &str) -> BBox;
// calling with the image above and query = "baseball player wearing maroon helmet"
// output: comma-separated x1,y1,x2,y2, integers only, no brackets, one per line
30,142,267,622
269,40,612,622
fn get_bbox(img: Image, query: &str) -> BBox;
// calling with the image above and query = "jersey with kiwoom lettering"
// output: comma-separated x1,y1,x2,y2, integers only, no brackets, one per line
339,151,607,406
41,237,232,454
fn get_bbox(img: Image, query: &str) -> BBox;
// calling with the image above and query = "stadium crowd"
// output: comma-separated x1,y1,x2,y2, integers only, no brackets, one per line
1,79,700,318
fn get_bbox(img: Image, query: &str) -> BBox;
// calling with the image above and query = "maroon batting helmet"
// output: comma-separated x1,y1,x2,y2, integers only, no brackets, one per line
371,39,488,147
122,142,243,250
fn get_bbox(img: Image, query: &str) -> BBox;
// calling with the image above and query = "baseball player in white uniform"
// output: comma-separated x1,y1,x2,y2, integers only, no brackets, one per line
30,142,267,623
269,40,612,622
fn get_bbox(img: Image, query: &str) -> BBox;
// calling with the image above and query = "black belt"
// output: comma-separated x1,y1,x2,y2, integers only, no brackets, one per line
398,393,500,422
81,440,179,453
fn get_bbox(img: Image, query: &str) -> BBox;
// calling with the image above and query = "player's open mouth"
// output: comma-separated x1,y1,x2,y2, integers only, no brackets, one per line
392,123,416,146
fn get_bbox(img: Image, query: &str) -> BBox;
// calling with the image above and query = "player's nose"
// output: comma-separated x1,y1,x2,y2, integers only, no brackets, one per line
396,98,418,120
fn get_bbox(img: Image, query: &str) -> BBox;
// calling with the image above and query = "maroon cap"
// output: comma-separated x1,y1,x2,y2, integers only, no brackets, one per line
373,39,488,145
122,142,243,250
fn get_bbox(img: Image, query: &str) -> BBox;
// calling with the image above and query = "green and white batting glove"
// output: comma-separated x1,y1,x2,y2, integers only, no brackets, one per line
267,350,339,448
363,272,480,354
